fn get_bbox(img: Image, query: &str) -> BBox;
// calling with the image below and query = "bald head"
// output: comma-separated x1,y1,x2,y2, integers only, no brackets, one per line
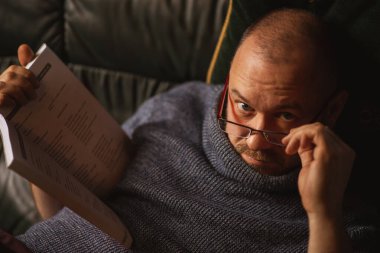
236,8,338,89
240,9,334,62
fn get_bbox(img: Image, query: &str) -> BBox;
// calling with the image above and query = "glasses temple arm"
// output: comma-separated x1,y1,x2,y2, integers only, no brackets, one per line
217,74,229,118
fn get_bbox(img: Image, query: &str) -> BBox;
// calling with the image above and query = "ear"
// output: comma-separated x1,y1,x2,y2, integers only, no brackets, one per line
325,89,349,127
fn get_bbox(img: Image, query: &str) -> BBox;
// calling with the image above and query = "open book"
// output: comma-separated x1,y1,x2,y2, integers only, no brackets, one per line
0,44,133,248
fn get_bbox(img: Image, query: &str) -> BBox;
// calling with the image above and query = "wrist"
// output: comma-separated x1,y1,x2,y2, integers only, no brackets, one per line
308,212,344,233
307,212,352,253
305,200,344,223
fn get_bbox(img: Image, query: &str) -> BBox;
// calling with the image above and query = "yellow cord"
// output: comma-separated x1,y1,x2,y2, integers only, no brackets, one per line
206,0,233,84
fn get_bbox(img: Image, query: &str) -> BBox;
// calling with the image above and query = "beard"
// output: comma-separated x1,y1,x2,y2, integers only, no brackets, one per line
235,143,290,175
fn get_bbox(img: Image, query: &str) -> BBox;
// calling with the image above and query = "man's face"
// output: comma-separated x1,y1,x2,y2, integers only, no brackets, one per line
227,36,328,176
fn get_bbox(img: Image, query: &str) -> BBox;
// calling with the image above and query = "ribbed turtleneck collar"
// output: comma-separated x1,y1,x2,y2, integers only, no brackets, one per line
202,87,300,193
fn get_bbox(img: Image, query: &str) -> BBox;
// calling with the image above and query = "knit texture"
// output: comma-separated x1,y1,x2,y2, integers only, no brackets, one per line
17,82,379,252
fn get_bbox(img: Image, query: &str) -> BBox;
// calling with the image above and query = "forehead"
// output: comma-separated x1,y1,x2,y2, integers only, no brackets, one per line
228,38,326,108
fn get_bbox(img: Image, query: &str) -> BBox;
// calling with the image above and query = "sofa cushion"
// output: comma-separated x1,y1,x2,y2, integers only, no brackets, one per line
65,0,228,82
0,0,229,235
0,0,228,83
69,64,174,123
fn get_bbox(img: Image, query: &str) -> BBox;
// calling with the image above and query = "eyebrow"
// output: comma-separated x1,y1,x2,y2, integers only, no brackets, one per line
230,88,304,112
230,88,252,106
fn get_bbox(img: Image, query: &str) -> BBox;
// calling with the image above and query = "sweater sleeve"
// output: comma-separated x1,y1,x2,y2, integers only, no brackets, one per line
16,208,129,253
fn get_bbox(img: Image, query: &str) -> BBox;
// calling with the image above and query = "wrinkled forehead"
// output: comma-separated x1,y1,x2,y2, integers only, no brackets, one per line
229,37,332,101
229,50,334,115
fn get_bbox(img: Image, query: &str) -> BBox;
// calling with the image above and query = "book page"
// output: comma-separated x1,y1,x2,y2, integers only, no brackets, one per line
0,115,132,248
0,44,130,196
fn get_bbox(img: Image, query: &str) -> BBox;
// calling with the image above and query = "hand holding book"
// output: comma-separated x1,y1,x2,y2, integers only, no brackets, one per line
0,44,63,220
0,44,39,108
0,43,133,248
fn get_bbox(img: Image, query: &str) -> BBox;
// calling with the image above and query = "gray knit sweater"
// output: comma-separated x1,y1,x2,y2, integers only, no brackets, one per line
18,82,379,252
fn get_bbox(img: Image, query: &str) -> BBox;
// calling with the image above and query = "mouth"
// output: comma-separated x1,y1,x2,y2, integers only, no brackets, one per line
242,153,276,166
241,153,285,176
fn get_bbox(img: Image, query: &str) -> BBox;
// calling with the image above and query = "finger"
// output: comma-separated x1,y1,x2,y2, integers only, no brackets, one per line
0,78,37,103
3,65,39,89
0,92,17,107
298,148,314,168
285,124,347,173
19,68,39,89
0,84,30,106
284,123,327,155
14,76,38,100
18,44,35,67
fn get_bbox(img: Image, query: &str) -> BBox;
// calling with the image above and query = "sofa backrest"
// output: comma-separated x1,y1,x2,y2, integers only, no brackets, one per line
0,0,228,122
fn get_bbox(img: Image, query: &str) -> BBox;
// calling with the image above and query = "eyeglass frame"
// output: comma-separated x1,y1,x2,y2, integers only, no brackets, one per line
216,74,338,147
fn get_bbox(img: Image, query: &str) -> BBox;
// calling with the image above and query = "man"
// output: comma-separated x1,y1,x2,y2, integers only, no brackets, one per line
0,8,378,253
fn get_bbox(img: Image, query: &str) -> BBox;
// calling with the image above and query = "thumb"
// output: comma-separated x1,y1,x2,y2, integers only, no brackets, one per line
17,44,35,67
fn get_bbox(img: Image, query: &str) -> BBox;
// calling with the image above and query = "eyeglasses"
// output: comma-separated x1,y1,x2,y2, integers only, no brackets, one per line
218,118,288,146
217,75,288,147
216,75,338,147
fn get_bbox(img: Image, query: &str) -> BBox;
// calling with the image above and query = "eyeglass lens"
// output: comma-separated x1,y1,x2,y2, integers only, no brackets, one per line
218,119,286,145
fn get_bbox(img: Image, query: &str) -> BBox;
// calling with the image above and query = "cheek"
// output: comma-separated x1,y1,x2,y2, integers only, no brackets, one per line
228,135,245,148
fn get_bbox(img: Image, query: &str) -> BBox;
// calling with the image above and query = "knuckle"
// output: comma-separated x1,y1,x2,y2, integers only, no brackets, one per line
313,122,325,132
4,70,17,80
8,65,18,72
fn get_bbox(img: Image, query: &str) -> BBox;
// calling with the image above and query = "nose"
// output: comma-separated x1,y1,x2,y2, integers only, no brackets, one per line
245,114,272,150
245,131,272,150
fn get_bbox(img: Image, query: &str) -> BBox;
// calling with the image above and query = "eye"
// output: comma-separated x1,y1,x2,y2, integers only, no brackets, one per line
237,102,251,112
279,112,296,121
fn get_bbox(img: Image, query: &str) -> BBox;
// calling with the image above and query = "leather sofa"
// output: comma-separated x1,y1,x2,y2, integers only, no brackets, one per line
0,0,228,122
0,0,228,234
1,0,379,237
